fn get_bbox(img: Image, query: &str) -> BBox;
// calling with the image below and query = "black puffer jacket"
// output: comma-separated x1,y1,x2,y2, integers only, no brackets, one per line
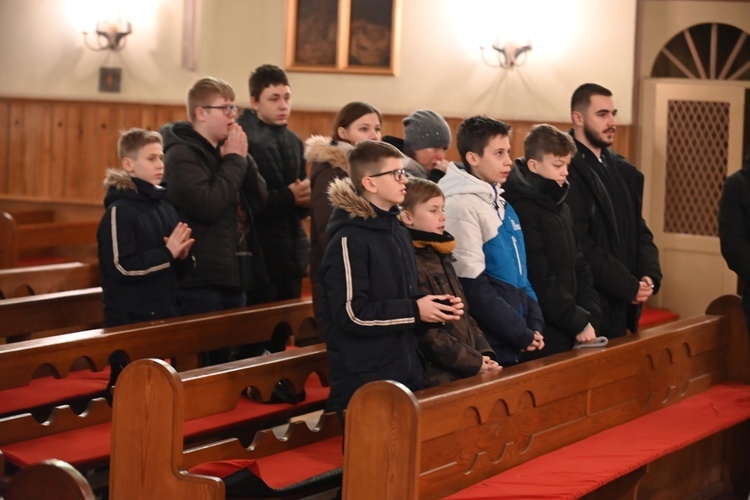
504,159,600,356
238,110,310,281
320,178,422,415
97,170,192,327
161,121,267,290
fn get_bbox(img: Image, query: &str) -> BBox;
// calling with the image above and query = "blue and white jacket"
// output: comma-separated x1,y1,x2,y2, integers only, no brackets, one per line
439,163,544,364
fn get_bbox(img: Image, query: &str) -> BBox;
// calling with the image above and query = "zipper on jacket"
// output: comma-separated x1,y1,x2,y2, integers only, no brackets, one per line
511,235,522,276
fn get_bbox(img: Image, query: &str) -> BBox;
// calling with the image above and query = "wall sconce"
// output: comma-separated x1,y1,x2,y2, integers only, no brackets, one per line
83,18,132,51
481,39,532,69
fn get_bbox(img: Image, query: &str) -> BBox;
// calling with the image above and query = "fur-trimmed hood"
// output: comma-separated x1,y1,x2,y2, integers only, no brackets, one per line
327,177,376,219
325,176,404,243
103,168,137,191
102,168,166,208
305,136,352,173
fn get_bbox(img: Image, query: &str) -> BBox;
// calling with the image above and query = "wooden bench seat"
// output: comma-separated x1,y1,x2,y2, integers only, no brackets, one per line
0,287,103,344
0,298,316,414
638,303,679,329
188,434,344,498
342,295,750,499
110,347,340,499
0,211,99,269
444,382,750,499
1,372,328,472
0,298,319,491
0,262,99,300
0,367,110,419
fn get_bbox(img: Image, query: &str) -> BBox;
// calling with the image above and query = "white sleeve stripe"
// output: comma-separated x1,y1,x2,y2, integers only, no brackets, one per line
341,236,415,327
111,206,171,277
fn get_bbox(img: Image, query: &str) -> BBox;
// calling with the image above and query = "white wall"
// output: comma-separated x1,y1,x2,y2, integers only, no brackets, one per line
0,0,637,123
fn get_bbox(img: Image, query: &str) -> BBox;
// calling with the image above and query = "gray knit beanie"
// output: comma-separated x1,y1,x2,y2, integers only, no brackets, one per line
403,110,451,152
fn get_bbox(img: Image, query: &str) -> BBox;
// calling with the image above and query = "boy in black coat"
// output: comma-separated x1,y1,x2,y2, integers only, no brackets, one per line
98,128,195,328
319,141,463,417
238,65,310,303
504,124,601,358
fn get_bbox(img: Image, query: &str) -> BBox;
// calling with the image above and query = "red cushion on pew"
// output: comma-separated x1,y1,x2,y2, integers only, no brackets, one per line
446,383,750,500
0,368,111,415
638,305,679,329
1,373,329,469
183,373,329,437
188,435,344,489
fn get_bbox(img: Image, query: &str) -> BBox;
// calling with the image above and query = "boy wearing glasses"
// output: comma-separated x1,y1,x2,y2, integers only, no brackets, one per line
161,77,267,363
439,116,545,366
320,141,463,417
238,64,311,304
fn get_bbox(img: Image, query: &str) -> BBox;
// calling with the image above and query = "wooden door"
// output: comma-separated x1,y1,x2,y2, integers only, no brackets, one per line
639,80,748,318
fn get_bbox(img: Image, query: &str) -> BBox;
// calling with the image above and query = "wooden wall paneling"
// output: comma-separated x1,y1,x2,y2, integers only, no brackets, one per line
169,104,188,124
0,101,9,193
18,103,36,197
155,104,185,131
7,103,26,197
50,103,69,200
0,98,638,206
92,104,116,202
75,103,99,203
378,114,404,139
63,103,84,202
116,103,143,137
36,101,54,199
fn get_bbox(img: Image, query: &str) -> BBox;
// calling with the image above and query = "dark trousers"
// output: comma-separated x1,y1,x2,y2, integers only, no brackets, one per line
177,287,246,365
246,277,303,305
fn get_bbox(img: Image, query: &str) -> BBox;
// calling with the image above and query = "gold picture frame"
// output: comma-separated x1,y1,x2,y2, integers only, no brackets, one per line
285,0,400,76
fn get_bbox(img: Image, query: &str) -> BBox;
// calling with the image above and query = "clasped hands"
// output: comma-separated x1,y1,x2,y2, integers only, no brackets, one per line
632,275,654,304
164,222,195,260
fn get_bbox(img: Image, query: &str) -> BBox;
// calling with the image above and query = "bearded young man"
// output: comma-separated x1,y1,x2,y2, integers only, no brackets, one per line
566,83,662,339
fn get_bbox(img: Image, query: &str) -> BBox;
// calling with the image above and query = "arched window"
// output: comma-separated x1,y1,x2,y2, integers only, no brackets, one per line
651,23,749,80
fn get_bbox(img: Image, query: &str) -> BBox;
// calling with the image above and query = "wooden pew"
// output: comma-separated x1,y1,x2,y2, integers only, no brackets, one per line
0,210,99,269
4,209,54,225
0,299,320,490
110,346,340,499
104,296,749,500
4,459,94,500
0,262,99,299
0,287,103,343
343,295,750,499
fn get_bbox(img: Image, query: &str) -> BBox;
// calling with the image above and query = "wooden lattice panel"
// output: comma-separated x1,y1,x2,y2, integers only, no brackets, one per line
664,99,729,236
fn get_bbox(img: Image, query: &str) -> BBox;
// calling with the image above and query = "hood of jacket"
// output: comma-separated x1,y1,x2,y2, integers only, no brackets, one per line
439,163,502,206
305,136,352,172
103,167,136,192
102,168,167,208
160,121,220,166
326,177,403,239
504,158,569,211
306,136,353,187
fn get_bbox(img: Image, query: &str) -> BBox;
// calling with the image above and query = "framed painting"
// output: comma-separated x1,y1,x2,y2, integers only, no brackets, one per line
286,0,400,75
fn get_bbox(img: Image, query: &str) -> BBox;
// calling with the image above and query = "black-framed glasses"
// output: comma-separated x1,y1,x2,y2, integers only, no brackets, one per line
369,168,406,182
201,104,239,116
